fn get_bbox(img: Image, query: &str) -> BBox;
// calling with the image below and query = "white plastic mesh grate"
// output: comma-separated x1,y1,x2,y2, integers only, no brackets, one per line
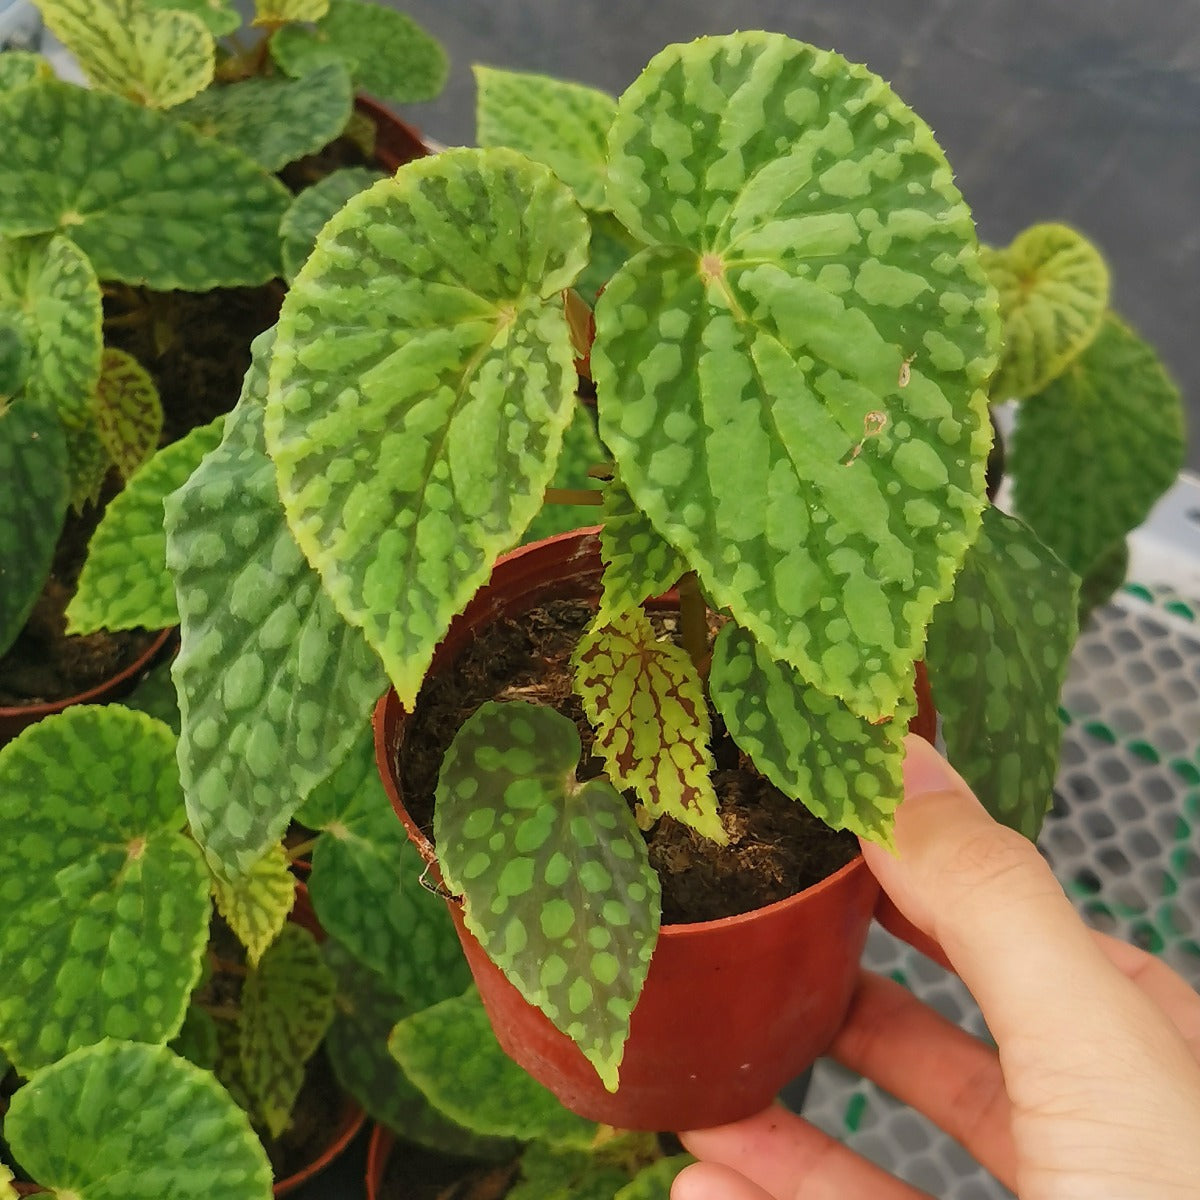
801,476,1200,1198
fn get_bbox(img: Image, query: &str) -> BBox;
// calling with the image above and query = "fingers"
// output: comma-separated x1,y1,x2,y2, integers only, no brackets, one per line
1093,931,1200,1055
676,1106,932,1200
829,970,1016,1188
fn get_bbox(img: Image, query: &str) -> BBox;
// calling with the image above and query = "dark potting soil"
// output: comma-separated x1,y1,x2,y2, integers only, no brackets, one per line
397,600,858,926
378,1140,519,1200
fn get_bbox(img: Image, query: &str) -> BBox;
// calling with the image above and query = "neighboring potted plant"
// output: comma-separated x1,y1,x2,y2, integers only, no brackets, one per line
162,31,1183,1130
0,0,443,737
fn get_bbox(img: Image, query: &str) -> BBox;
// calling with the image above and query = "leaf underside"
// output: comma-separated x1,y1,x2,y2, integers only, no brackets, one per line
267,150,589,707
925,506,1079,838
594,33,1000,721
435,701,660,1092
166,330,386,881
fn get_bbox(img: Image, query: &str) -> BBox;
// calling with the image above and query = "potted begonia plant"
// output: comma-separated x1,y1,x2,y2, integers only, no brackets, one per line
0,0,442,738
163,31,1182,1130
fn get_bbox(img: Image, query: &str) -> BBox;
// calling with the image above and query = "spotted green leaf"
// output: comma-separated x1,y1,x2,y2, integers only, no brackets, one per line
510,1142,630,1200
94,347,162,479
389,987,598,1146
595,33,999,720
982,223,1109,399
173,62,352,172
925,506,1079,838
598,479,687,617
270,0,446,105
0,313,31,399
0,82,289,288
574,607,725,842
170,1003,220,1071
67,416,223,635
0,398,68,656
1010,314,1184,579
523,403,607,544
0,50,52,92
710,621,911,846
267,150,589,707
254,0,328,21
435,701,660,1091
0,234,103,430
0,706,210,1072
143,0,241,37
304,726,471,1009
35,0,214,108
5,1042,272,1200
279,165,384,283
166,331,386,881
616,1157,695,1200
239,922,336,1139
323,940,515,1159
211,843,297,968
475,66,616,212
68,421,111,511
0,1163,15,1200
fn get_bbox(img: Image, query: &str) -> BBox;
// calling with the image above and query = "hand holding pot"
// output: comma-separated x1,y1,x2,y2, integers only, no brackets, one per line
672,735,1200,1199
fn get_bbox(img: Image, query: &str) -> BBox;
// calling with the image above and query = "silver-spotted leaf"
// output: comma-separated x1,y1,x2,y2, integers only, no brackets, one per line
210,843,297,967
68,416,224,634
144,0,241,37
475,66,616,211
0,81,289,288
0,706,210,1072
239,922,336,1139
388,987,598,1146
254,0,328,21
0,397,68,656
522,403,607,544
598,479,687,617
36,0,214,108
305,726,472,1009
982,223,1109,399
166,330,386,881
173,62,352,172
595,34,1000,720
323,941,515,1159
1010,314,1183,580
94,347,163,480
925,506,1079,838
0,234,103,430
435,701,660,1092
270,0,446,105
267,150,588,707
279,165,384,283
710,621,912,846
4,1042,272,1200
0,50,52,92
574,607,725,842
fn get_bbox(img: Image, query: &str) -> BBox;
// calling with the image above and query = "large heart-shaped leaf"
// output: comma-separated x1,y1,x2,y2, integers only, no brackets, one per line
1010,314,1183,580
323,940,515,1159
435,701,660,1092
574,606,725,841
67,415,224,635
173,62,352,172
36,0,214,108
279,165,384,283
239,922,336,1139
267,150,589,707
93,347,162,480
982,223,1109,400
475,66,616,212
0,82,289,288
0,397,68,656
210,843,296,968
270,0,446,105
166,330,386,881
710,621,912,846
0,706,210,1072
5,1041,272,1200
595,34,1000,720
597,479,687,617
925,506,1079,838
144,0,241,37
388,987,598,1147
304,726,472,1009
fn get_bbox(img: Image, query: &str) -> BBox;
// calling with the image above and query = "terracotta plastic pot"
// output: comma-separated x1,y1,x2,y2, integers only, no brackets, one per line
0,626,176,748
364,1125,393,1200
374,528,939,1130
353,95,431,173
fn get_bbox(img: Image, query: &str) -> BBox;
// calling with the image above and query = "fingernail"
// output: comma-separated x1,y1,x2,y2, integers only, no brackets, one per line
901,733,969,799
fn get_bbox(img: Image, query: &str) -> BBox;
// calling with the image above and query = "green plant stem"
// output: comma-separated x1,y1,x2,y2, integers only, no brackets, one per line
286,837,318,862
677,572,708,672
543,487,604,507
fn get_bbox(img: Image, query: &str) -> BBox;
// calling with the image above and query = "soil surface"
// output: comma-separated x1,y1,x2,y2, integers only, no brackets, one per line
397,600,858,926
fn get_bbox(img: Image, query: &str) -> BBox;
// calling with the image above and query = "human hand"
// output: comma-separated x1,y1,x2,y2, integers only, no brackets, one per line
672,734,1200,1199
